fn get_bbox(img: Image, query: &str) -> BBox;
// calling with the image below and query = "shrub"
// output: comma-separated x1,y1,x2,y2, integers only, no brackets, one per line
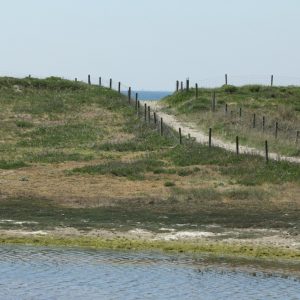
16,120,34,128
223,85,238,94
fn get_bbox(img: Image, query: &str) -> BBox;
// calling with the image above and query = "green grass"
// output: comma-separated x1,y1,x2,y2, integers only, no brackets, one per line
18,123,103,148
166,85,300,111
0,76,85,91
162,143,300,185
0,160,28,169
96,124,173,152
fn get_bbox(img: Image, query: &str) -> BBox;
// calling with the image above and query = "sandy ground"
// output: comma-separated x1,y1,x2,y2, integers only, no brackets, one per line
143,101,300,164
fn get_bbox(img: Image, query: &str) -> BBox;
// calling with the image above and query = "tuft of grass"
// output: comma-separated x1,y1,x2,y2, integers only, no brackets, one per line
222,84,238,94
0,160,28,169
164,181,175,187
25,151,94,163
15,120,34,128
225,188,269,201
70,158,164,180
169,187,221,203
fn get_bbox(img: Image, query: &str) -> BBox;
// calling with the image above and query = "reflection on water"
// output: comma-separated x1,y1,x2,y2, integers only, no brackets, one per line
0,245,299,300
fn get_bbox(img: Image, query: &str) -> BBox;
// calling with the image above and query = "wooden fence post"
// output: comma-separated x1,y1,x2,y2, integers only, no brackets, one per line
239,107,242,118
265,140,269,163
148,106,151,123
196,83,198,99
154,112,157,124
181,81,183,91
275,122,278,139
99,77,101,86
144,104,147,121
128,87,131,103
225,74,228,85
262,116,265,132
209,128,212,148
236,136,239,155
186,79,189,92
252,113,256,128
137,100,140,115
135,93,138,110
118,82,121,93
225,103,228,114
212,92,216,112
271,75,274,87
176,80,179,92
160,118,163,136
88,75,91,85
179,128,182,144
109,79,112,89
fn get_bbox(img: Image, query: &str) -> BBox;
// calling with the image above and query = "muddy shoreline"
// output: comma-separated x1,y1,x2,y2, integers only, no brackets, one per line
1,226,300,275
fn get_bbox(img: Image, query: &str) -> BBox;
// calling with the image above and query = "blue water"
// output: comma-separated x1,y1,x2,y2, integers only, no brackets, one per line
0,245,299,300
122,91,171,100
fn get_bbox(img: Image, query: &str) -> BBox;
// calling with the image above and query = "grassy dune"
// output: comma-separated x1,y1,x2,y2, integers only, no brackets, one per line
163,85,300,156
0,77,299,255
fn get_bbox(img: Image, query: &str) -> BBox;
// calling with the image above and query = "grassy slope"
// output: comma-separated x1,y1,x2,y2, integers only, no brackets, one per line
163,85,300,156
0,77,299,238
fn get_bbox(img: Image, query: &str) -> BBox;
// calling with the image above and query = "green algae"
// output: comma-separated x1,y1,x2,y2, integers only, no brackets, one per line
1,234,300,263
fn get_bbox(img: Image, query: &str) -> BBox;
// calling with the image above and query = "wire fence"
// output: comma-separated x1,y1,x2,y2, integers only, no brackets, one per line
78,73,299,162
174,77,300,148
3,73,299,163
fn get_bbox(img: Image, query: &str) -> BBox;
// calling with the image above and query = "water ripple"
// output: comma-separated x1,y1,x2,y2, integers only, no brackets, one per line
0,245,299,300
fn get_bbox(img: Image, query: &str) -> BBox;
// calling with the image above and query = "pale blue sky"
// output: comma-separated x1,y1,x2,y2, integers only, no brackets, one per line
0,0,299,90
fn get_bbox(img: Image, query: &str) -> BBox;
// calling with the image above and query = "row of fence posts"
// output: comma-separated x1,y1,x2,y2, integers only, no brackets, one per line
208,128,270,163
82,75,287,164
85,75,123,93
176,75,276,92
175,78,300,144
224,103,299,143
84,75,166,138
138,100,273,163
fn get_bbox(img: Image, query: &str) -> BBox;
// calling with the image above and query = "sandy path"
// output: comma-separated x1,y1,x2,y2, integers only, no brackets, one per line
144,101,300,164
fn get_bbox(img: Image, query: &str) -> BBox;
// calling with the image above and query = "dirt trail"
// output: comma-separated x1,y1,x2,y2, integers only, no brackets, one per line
144,101,300,164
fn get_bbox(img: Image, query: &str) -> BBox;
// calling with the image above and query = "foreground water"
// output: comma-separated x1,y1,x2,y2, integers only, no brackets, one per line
0,246,299,300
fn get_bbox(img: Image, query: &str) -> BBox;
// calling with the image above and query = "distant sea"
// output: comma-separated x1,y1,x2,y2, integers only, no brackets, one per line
122,91,172,101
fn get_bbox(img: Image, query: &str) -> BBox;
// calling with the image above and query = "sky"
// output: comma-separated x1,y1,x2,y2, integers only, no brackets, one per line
0,0,300,90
